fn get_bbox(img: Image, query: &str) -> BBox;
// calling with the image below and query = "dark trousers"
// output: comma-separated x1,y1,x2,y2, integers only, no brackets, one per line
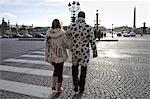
52,62,64,83
72,65,87,90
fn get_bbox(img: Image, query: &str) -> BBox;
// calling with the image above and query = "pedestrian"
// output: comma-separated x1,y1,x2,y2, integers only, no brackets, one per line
67,11,98,94
44,19,69,92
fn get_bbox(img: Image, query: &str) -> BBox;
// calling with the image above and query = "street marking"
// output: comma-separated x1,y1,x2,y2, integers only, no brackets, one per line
0,79,51,98
20,54,44,58
4,58,49,65
20,54,73,63
32,51,44,54
4,59,72,67
0,65,70,78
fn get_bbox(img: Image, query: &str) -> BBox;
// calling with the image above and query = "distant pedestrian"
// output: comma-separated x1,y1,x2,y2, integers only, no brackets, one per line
45,19,69,93
67,11,98,94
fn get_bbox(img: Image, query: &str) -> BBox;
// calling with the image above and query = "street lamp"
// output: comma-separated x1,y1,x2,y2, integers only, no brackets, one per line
96,10,99,30
68,1,80,23
112,24,113,38
95,10,101,41
16,22,18,34
141,22,147,36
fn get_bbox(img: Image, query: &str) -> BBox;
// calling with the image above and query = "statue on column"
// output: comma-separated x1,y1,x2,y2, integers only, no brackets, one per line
141,22,147,36
1,18,8,35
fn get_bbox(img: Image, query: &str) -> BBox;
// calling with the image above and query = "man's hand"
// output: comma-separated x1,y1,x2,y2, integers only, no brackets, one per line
93,50,98,58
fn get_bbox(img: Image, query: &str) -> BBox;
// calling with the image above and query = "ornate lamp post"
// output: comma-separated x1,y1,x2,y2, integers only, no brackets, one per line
141,22,147,36
112,24,113,38
1,18,7,34
95,10,101,40
16,22,18,34
96,10,99,30
68,1,80,23
7,20,11,35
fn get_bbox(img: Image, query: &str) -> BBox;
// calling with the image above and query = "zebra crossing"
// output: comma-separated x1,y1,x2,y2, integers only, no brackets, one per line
0,65,70,78
0,79,51,98
1,48,138,98
0,49,72,98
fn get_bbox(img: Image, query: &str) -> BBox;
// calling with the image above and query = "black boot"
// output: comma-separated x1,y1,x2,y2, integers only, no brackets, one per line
72,65,79,92
79,66,87,93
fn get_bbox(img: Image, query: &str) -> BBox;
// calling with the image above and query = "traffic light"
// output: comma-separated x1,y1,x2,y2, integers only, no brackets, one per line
71,16,76,23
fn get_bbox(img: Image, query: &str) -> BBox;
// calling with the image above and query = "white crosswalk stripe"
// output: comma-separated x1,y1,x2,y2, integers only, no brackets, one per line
4,58,50,65
0,49,72,98
20,54,44,58
0,65,70,78
32,51,44,54
4,58,72,67
0,79,51,98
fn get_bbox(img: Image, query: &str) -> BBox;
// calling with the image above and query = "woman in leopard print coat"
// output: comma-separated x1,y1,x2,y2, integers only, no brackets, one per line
45,19,69,92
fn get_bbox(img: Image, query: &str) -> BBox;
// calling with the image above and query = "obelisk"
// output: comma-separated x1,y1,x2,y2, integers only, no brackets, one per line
133,7,136,28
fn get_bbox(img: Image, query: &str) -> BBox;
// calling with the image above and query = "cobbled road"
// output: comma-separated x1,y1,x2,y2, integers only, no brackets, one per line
0,35,150,99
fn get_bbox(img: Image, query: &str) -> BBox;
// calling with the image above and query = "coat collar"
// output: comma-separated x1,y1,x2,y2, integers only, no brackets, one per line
46,28,65,38
75,17,86,24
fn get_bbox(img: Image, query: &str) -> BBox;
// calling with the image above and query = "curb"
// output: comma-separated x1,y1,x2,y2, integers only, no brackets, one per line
99,39,118,41
18,38,118,42
18,38,45,41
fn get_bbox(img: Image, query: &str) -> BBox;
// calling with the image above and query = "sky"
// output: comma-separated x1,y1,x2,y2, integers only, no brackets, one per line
0,0,149,29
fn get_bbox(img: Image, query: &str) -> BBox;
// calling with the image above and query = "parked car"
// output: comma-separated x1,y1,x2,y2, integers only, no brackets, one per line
0,35,2,38
13,33,24,38
41,32,46,35
33,33,45,38
123,32,130,37
9,35,14,38
116,32,122,37
129,31,136,37
39,33,45,38
23,33,33,38
2,34,9,38
17,33,24,38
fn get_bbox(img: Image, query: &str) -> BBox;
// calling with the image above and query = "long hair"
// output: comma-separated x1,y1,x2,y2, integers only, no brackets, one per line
52,19,61,29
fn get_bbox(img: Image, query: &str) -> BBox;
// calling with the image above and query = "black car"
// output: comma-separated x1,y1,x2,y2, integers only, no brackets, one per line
2,34,9,38
33,33,45,38
116,32,122,37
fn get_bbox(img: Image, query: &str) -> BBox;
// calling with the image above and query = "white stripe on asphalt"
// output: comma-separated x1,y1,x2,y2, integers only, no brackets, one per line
0,79,51,98
20,54,44,58
32,51,44,54
4,58,49,65
0,65,70,78
20,54,73,62
4,59,72,67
